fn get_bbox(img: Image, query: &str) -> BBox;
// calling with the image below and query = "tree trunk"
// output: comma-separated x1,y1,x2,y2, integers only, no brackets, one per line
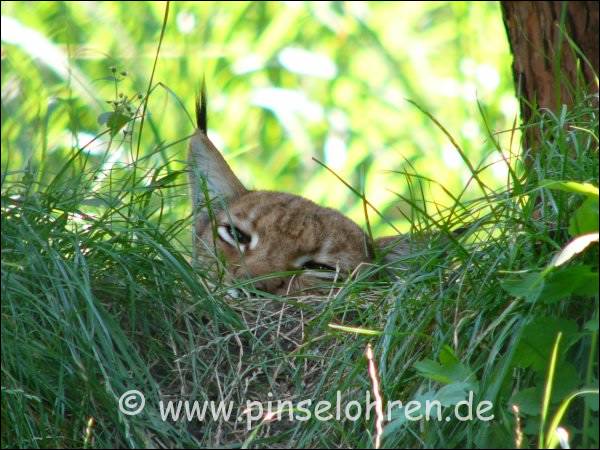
501,1,599,151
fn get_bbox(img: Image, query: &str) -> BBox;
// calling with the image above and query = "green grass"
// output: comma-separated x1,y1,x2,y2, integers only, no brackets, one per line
0,1,516,235
2,90,598,448
2,2,599,449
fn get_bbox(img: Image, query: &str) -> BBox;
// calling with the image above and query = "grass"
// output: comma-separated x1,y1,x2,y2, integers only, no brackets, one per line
2,87,598,447
1,2,599,448
1,1,516,234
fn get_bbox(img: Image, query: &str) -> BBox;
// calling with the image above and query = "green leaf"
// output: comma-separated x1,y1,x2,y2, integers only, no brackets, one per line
539,265,599,304
549,362,581,400
414,359,450,383
437,382,470,407
508,365,580,418
569,198,599,235
511,387,542,415
414,347,477,391
501,271,545,303
541,180,599,198
584,319,599,332
585,391,599,412
513,317,579,372
98,111,131,137
439,344,460,366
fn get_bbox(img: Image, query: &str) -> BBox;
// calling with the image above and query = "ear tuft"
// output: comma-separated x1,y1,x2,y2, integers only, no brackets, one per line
195,77,207,133
188,80,248,242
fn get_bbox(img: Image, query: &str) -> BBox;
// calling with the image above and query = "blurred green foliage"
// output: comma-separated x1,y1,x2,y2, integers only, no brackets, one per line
1,1,517,237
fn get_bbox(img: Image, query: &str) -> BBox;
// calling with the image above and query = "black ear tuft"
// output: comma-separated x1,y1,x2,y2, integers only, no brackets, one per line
195,77,207,133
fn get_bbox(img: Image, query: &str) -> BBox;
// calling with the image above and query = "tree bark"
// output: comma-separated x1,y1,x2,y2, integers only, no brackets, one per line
501,1,599,150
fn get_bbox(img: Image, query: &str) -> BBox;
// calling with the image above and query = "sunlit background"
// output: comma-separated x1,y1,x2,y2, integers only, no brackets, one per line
1,1,518,238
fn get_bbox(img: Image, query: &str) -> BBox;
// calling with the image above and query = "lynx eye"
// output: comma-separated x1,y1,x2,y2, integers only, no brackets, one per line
301,260,336,272
217,224,252,248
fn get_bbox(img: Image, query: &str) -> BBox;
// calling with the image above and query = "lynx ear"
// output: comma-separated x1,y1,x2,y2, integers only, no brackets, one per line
188,83,247,233
188,131,247,207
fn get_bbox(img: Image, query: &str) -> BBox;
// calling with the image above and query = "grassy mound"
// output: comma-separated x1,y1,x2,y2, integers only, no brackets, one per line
2,89,598,448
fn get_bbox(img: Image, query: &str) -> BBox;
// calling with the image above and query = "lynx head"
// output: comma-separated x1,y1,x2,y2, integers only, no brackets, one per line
188,84,381,294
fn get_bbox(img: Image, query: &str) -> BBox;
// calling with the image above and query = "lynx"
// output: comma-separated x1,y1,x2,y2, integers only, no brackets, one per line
188,84,404,294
